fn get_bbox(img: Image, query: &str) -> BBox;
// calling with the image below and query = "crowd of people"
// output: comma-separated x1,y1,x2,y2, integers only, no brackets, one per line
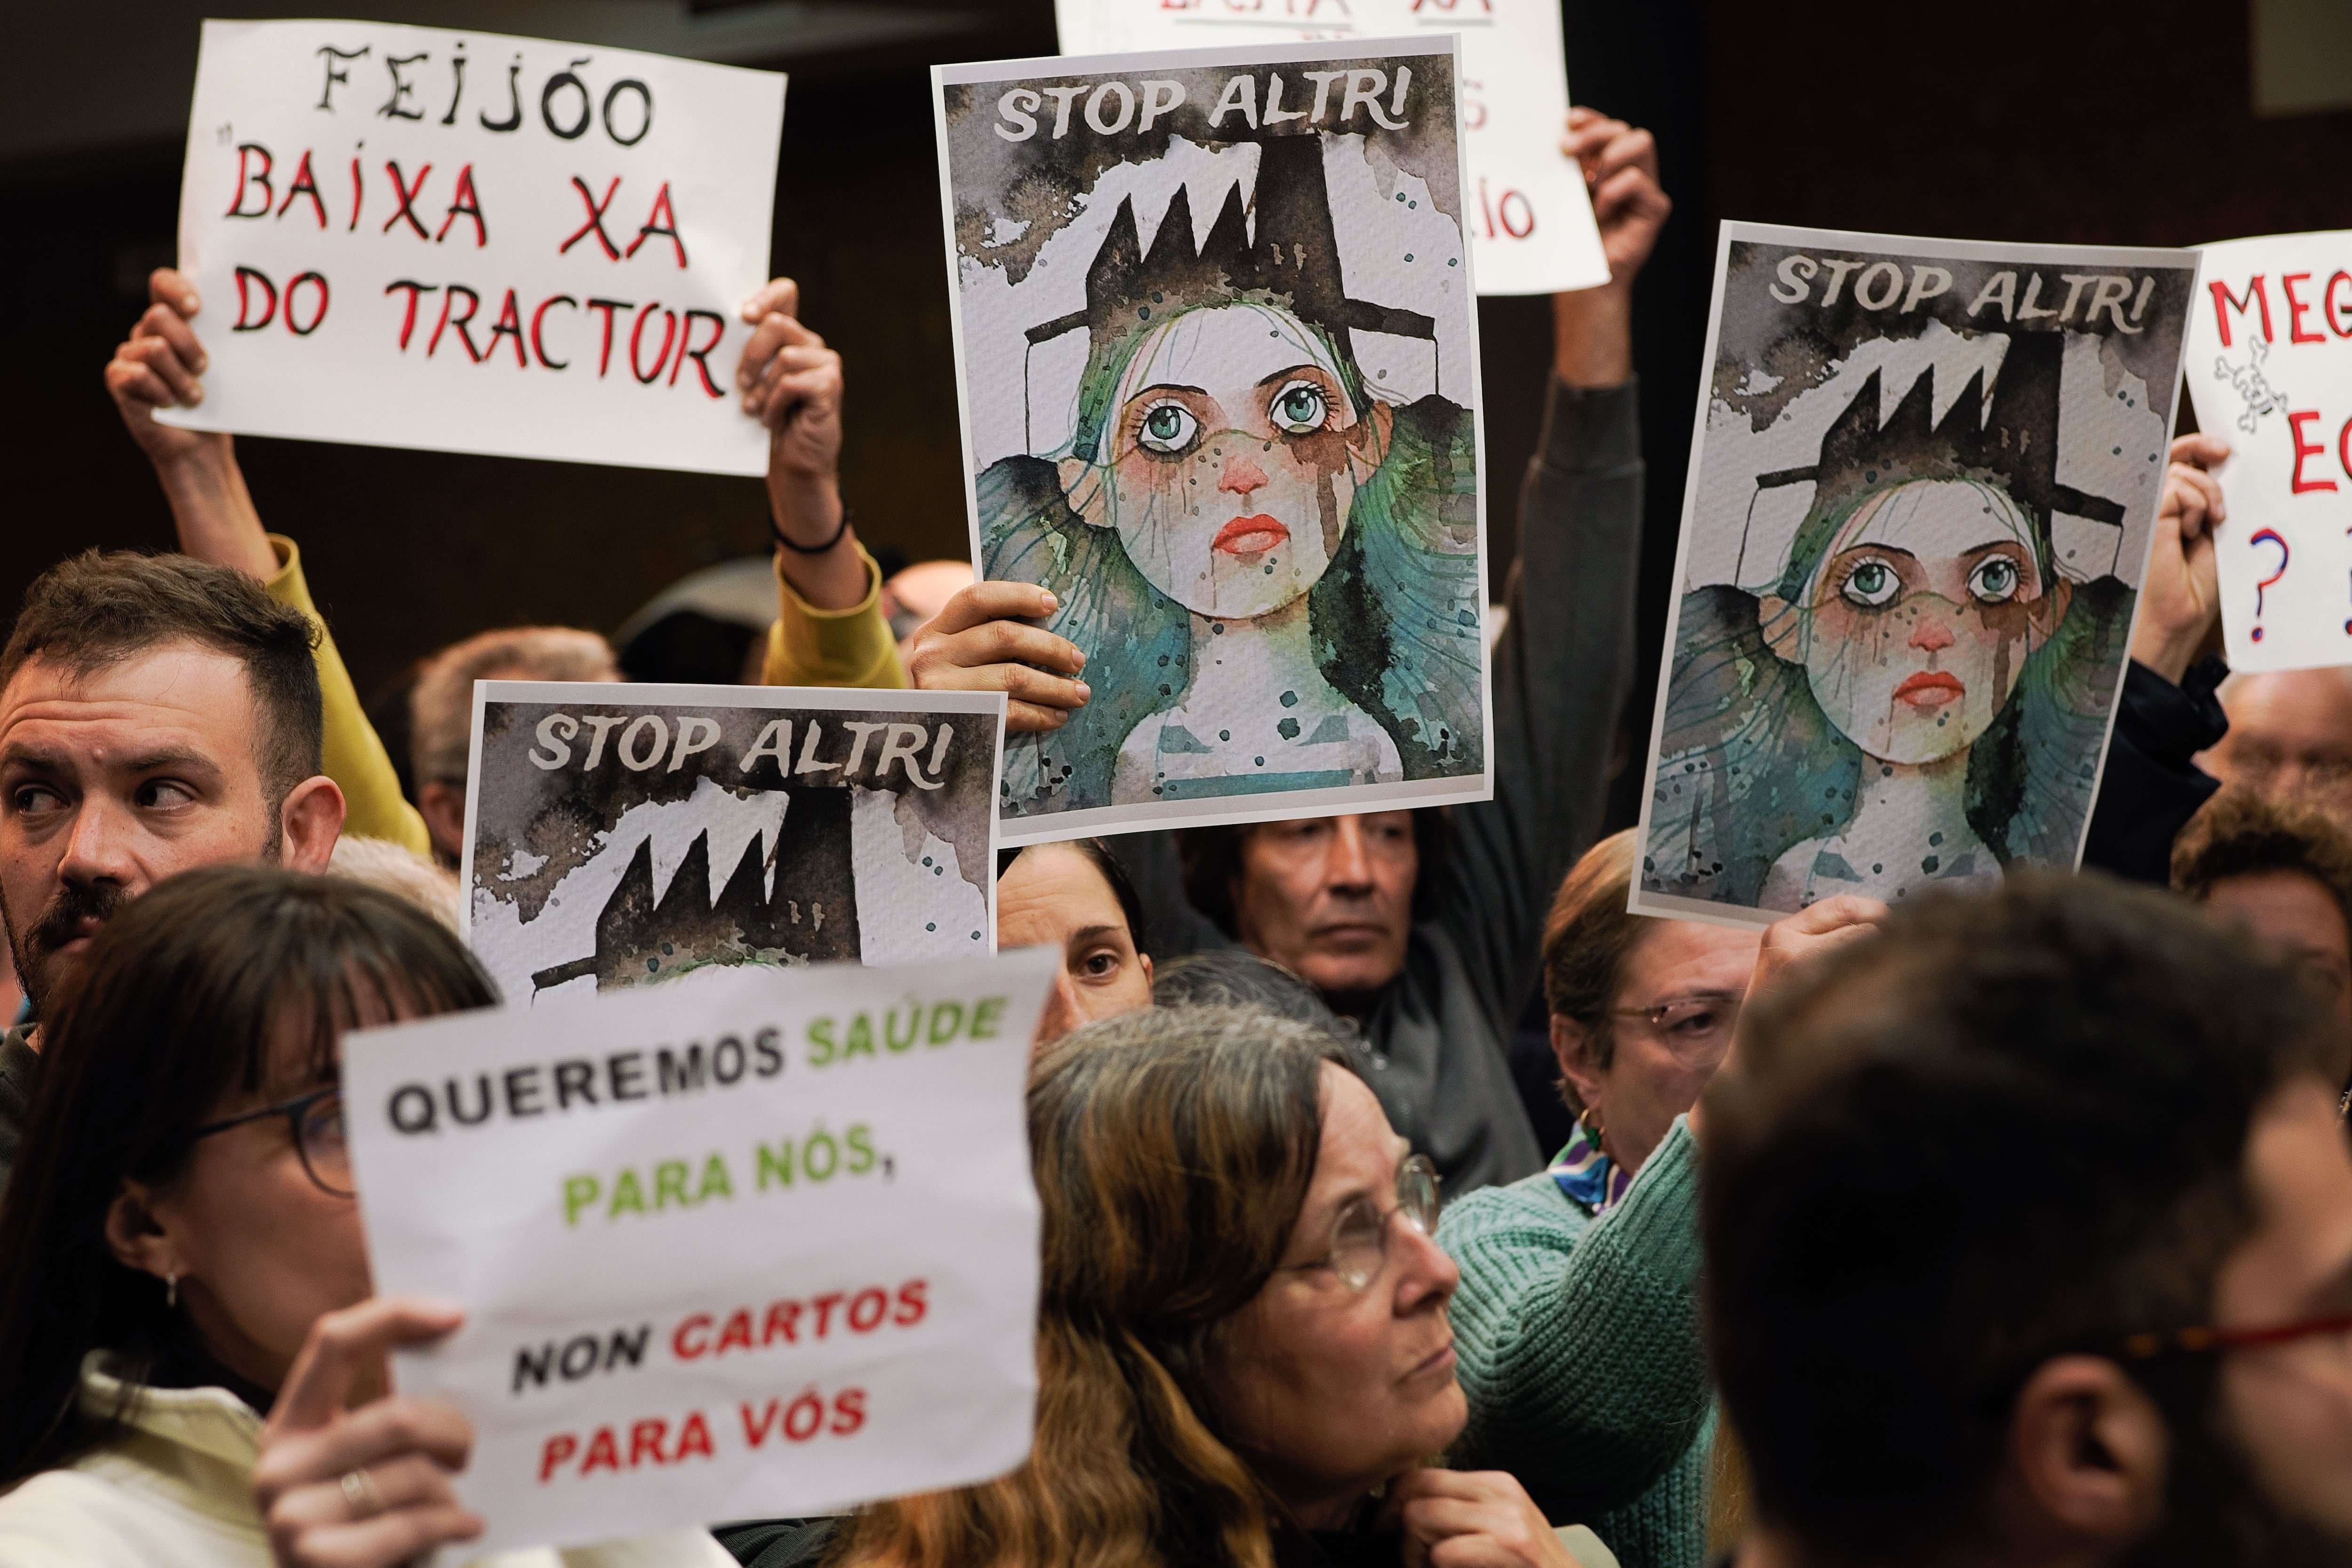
0,98,2348,1568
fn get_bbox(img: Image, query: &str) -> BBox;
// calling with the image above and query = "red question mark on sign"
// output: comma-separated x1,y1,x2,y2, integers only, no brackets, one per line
2249,527,2289,643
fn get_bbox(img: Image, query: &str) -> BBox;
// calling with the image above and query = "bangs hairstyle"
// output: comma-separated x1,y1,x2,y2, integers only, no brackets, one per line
832,1006,1356,1568
0,551,325,804
0,866,496,1483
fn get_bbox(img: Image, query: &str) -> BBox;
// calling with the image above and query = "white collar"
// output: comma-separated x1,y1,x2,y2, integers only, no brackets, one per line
77,1349,264,1472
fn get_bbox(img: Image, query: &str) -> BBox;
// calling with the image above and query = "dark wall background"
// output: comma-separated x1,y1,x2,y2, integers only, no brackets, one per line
8,0,2351,792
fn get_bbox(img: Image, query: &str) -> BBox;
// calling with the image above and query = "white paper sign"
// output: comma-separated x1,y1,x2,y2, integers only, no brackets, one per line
344,951,1056,1556
1053,0,1606,295
160,20,783,475
2184,231,2352,672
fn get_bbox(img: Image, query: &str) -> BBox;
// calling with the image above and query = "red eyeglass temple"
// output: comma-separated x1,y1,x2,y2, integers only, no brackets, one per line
2122,1311,2352,1359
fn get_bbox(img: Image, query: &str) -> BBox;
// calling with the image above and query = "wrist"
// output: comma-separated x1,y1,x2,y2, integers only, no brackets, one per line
150,434,235,493
767,471,844,550
1552,282,1634,388
2130,625,2202,686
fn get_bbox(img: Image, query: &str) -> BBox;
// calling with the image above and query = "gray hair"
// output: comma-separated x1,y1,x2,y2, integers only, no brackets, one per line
410,626,617,785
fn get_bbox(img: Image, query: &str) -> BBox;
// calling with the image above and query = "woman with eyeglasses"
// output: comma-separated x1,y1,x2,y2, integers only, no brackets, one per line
0,866,736,1568
721,1004,1611,1568
1437,831,1881,1568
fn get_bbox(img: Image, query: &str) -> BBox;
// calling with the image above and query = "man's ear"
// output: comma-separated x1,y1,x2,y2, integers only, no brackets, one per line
1058,456,1114,529
278,775,345,874
1756,595,1804,663
1551,1013,1607,1119
2001,1355,2167,1552
103,1180,183,1284
417,780,467,866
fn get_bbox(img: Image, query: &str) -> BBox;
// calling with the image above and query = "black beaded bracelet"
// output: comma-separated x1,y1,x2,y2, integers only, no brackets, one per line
772,502,852,556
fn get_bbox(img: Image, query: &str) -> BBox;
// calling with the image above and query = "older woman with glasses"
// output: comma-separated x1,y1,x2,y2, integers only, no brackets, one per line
707,1007,1615,1568
0,866,736,1568
1437,831,1879,1568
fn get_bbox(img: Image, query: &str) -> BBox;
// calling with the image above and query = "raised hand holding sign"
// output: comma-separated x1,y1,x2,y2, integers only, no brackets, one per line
339,951,1057,1556
160,20,783,475
2185,231,2352,672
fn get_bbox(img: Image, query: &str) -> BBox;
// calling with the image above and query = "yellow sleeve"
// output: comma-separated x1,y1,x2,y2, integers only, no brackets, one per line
263,536,435,860
760,545,909,690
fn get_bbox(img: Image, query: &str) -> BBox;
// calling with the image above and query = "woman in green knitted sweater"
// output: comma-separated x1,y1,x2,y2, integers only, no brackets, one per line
1438,832,1876,1568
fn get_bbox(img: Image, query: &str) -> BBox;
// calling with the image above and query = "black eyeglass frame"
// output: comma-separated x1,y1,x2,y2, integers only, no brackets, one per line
187,1086,352,1198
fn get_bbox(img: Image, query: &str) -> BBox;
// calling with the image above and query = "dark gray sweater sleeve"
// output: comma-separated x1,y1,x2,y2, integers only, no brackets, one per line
1435,376,1645,1035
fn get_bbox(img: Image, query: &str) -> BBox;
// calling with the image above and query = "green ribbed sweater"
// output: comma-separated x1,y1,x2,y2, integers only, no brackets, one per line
1436,1119,1712,1568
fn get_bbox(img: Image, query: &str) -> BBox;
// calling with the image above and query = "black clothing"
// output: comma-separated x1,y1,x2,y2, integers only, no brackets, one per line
2082,655,2228,885
0,1026,34,1202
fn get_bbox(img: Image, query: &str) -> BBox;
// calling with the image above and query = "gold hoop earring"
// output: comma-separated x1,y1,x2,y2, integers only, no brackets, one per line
165,1273,178,1310
1577,1105,1605,1143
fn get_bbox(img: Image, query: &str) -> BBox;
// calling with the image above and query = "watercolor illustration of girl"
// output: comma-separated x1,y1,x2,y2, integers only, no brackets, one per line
978,133,1483,818
1646,332,2134,912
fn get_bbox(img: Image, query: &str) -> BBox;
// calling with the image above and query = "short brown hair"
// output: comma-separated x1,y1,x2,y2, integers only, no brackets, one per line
0,864,495,1482
2172,788,2352,937
1705,872,2340,1560
1540,829,1653,1106
409,626,615,786
1,551,322,803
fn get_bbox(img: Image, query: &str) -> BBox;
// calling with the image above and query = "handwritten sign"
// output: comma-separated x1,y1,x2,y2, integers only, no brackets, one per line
461,682,1006,1004
1052,0,1606,296
344,950,1055,1555
2185,231,2352,671
159,20,783,476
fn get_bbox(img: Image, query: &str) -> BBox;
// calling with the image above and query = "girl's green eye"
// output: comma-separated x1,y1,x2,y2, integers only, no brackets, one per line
1970,556,2021,604
1272,382,1327,435
1137,402,1200,455
1841,559,1900,608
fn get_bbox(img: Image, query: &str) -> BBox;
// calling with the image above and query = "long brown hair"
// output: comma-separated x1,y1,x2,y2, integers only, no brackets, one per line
0,866,496,1482
831,1006,1356,1568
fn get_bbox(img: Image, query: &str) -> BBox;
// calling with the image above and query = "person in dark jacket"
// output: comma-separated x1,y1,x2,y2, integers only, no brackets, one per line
908,108,1670,1195
2082,431,2229,883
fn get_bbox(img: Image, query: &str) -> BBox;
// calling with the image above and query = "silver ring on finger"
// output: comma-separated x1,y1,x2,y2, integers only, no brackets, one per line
341,1466,386,1520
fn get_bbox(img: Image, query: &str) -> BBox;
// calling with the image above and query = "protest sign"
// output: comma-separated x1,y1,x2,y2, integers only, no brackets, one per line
935,39,1494,846
1633,223,2198,925
343,948,1056,1555
159,20,782,476
1053,1,1606,296
463,683,1005,1004
2184,231,2352,672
